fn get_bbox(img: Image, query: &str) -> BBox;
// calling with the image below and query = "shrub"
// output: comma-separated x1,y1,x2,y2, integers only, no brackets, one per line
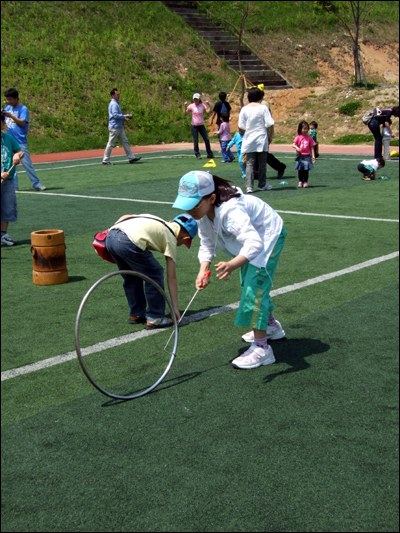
338,102,363,116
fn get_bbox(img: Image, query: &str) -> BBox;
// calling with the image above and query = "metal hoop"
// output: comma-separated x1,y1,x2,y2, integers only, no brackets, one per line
74,270,179,400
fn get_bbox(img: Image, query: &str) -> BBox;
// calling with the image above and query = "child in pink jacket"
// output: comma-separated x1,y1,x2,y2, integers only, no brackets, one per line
292,121,316,188
212,113,235,163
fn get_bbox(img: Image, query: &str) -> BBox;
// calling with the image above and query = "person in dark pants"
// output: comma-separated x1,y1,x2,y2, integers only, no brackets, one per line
184,93,214,160
258,84,286,180
368,106,399,158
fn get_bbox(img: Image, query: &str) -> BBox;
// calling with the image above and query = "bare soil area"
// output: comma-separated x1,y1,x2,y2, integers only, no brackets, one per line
205,41,399,144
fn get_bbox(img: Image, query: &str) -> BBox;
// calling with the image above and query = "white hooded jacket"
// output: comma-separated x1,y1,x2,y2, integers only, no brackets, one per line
197,193,283,268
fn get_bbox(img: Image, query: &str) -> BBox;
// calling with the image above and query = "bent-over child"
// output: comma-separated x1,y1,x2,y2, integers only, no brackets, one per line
105,213,198,329
357,157,385,180
173,170,287,370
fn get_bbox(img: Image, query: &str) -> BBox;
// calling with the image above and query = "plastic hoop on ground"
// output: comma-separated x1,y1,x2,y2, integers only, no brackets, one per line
74,270,178,400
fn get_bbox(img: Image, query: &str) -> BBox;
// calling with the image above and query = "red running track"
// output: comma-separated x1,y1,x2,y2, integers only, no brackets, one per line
30,142,399,164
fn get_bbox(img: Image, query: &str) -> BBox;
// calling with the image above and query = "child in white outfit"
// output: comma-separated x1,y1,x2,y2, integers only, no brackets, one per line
173,170,287,370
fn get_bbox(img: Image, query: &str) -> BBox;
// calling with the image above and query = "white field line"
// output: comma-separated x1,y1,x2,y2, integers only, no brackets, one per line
1,250,398,382
17,191,173,205
15,190,400,222
19,154,399,172
276,210,399,223
17,153,196,173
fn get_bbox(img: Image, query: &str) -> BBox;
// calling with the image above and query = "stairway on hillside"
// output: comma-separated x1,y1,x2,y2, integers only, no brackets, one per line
164,1,293,90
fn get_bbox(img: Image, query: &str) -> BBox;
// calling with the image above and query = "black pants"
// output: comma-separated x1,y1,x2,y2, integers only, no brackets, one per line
357,163,373,178
191,125,214,157
253,153,285,179
298,170,309,183
368,117,382,158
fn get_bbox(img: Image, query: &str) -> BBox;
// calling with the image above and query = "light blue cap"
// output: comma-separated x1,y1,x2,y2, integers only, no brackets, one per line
173,171,215,211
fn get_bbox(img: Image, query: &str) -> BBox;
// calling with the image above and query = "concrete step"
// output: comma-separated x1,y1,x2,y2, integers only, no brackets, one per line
204,36,236,42
215,49,252,56
227,61,265,68
185,20,221,28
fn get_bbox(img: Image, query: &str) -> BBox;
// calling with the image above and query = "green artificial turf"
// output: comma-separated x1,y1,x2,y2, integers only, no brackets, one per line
1,150,399,532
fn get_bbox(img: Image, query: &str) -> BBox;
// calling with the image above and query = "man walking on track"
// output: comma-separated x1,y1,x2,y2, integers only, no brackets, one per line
102,88,141,165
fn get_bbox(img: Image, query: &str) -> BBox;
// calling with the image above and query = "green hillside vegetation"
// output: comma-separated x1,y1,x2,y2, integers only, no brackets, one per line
1,0,237,152
1,0,399,153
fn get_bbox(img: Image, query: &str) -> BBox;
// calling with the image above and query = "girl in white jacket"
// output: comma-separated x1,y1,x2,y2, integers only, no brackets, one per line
173,170,287,369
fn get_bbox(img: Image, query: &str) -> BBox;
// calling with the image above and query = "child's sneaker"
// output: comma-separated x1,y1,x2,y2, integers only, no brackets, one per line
241,173,246,179
144,317,173,330
232,343,275,369
298,182,303,188
303,182,309,188
258,184,273,191
246,187,253,193
242,321,286,343
1,233,16,246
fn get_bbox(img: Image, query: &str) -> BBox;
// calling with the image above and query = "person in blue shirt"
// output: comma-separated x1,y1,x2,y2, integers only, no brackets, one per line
227,128,246,178
3,88,46,191
102,88,141,165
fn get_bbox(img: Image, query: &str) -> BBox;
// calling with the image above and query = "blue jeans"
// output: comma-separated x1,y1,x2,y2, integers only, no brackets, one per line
14,144,44,190
221,140,234,162
105,229,166,318
1,178,17,222
191,125,214,157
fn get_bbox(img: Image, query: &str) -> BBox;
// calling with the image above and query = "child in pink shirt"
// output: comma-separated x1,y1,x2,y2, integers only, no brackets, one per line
212,113,235,163
292,121,316,188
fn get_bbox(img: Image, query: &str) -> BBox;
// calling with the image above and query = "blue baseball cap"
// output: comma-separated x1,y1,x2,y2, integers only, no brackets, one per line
173,171,215,211
172,213,198,249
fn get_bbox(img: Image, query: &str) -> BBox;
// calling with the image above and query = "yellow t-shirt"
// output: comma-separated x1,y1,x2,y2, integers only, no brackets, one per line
110,215,180,262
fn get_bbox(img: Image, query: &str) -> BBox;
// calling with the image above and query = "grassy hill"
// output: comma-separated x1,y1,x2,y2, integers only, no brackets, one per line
1,0,399,153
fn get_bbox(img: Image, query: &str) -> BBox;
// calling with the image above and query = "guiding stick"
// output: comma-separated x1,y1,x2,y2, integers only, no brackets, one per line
164,270,211,351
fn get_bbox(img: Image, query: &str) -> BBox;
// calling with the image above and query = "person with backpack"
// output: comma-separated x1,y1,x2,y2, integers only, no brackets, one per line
210,92,232,128
366,106,399,159
105,213,198,329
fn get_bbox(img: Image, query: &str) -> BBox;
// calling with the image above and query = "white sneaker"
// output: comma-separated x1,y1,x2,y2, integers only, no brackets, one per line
242,320,286,343
258,184,273,191
232,343,275,369
34,185,47,191
246,187,253,193
1,233,16,246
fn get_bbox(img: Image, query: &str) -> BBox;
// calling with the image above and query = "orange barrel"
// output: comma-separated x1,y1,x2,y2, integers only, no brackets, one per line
31,230,68,285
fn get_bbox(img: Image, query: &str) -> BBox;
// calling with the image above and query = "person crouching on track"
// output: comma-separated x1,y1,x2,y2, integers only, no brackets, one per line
173,171,287,370
1,113,24,246
105,213,198,329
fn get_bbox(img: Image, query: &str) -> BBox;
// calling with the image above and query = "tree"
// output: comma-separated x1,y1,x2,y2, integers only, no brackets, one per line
318,1,377,84
199,1,252,107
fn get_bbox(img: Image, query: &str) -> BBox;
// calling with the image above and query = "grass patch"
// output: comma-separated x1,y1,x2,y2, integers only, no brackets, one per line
332,134,374,144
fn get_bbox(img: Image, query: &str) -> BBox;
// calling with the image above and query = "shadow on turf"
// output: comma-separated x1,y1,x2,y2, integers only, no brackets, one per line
233,337,330,381
100,370,205,406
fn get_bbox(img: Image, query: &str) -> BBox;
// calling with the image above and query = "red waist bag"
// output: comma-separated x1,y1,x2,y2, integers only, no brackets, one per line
92,230,116,263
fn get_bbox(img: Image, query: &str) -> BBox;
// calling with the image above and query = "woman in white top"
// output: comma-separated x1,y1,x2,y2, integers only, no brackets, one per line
238,87,275,193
